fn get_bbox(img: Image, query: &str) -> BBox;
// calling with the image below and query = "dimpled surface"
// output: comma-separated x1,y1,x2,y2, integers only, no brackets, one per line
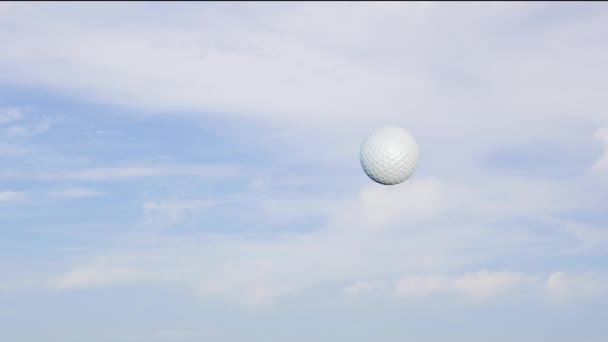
359,126,419,185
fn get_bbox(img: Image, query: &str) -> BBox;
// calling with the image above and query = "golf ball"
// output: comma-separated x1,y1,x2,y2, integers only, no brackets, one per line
359,126,419,185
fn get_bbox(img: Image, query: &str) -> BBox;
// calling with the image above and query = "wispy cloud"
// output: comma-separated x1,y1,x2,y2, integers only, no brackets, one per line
343,280,389,296
593,126,608,171
0,164,242,181
539,215,608,254
353,177,449,228
48,187,103,199
0,107,55,157
51,264,137,290
0,190,26,202
0,2,606,143
0,106,24,124
4,116,54,138
33,173,606,306
393,271,608,303
542,272,608,304
395,271,530,301
143,200,219,212
0,4,607,339
142,199,222,227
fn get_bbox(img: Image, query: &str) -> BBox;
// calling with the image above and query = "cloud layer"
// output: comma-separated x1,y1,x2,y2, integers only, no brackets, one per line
0,3,607,341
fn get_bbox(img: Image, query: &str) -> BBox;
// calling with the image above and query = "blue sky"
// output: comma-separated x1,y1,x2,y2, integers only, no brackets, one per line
1,2,608,341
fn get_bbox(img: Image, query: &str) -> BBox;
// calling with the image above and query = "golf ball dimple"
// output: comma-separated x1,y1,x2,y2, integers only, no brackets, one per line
359,126,419,185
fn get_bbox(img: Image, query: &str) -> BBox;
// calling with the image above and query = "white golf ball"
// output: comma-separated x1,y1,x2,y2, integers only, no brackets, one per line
359,126,419,185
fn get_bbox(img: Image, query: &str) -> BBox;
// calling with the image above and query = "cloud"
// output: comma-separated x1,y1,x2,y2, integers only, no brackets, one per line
2,2,606,141
48,187,103,199
0,107,24,124
197,277,292,307
395,274,453,298
0,2,21,14
32,170,604,306
0,4,607,317
542,272,608,304
0,190,26,202
451,271,529,300
4,265,138,294
0,164,242,181
538,216,608,254
142,199,221,227
343,280,389,296
4,117,53,138
592,126,608,171
354,177,449,228
193,252,326,306
143,200,220,212
51,264,137,290
0,107,55,158
391,271,608,303
62,165,235,181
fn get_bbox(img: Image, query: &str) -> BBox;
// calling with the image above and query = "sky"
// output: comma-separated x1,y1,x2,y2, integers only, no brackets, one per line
1,2,608,341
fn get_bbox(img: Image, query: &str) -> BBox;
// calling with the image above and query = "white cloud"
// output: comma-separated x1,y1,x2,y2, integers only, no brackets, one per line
391,271,608,303
0,107,46,156
395,274,453,298
0,2,21,14
64,165,235,181
0,3,604,189
143,200,219,212
197,279,290,307
251,196,340,227
542,272,608,304
0,3,606,314
452,271,529,300
48,187,103,199
355,177,449,228
194,256,315,306
4,117,53,138
343,280,389,296
62,166,226,181
0,164,242,181
5,265,138,294
51,264,136,290
394,271,608,303
538,216,608,254
36,171,604,305
142,199,221,227
0,190,26,202
592,126,608,171
1,2,606,141
0,107,24,124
